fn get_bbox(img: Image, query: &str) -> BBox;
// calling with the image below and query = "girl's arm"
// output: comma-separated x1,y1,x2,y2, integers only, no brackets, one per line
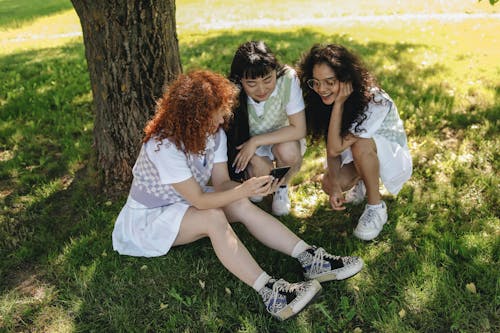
234,111,306,172
326,82,358,157
171,164,274,210
325,155,346,210
248,111,306,146
325,82,357,210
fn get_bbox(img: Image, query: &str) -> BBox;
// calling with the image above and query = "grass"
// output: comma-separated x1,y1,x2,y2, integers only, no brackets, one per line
1,0,499,332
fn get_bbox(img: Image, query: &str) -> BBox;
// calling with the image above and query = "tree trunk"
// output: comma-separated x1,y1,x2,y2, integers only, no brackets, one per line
71,0,181,192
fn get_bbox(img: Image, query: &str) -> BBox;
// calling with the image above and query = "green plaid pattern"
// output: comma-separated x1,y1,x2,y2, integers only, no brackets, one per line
248,69,294,136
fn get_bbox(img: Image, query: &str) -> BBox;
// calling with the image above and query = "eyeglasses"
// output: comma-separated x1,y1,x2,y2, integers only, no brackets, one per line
306,77,338,90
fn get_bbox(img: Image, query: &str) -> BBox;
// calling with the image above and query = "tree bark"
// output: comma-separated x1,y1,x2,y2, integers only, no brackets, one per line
71,0,181,192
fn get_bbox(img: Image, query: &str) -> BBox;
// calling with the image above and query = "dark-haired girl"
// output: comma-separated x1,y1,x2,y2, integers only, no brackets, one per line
297,44,412,241
226,41,306,216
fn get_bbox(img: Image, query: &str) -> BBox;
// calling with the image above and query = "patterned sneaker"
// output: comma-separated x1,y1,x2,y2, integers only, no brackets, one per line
353,201,388,241
272,186,291,216
258,278,322,321
344,180,366,204
297,246,364,282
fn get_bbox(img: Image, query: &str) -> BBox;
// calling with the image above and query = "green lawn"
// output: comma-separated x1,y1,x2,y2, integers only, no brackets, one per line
0,0,499,332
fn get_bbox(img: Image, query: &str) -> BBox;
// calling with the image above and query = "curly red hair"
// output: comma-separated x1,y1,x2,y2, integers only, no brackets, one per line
144,70,238,154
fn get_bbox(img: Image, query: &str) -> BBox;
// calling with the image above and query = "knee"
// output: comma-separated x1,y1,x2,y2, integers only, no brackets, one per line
204,208,230,234
273,142,301,166
351,138,377,161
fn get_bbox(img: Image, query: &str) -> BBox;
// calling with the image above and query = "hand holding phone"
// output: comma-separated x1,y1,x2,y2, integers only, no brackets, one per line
269,166,291,181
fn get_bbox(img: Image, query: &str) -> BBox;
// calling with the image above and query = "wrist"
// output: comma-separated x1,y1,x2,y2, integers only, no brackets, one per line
249,136,258,147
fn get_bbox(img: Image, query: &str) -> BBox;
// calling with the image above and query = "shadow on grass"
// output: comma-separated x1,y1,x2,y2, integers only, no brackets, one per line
0,29,498,332
0,41,92,277
0,0,74,29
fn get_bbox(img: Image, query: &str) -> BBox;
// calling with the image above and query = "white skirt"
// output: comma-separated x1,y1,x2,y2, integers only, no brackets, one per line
255,138,307,160
340,135,412,195
112,196,189,257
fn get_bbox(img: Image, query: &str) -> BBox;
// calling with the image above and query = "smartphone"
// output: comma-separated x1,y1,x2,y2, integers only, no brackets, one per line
269,166,291,181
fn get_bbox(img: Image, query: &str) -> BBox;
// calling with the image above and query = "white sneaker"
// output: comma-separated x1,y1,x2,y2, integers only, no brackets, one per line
344,180,366,205
250,195,263,203
272,186,290,216
353,201,387,241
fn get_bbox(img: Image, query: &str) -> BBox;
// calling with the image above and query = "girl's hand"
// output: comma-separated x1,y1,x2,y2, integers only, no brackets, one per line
335,81,353,105
329,191,346,211
269,176,283,193
233,139,257,173
237,175,274,197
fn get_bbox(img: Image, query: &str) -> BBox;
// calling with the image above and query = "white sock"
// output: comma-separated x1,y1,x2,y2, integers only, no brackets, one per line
367,202,383,209
252,272,271,291
291,240,311,258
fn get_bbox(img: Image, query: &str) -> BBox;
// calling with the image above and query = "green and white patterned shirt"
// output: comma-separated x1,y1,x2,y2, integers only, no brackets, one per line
247,67,305,137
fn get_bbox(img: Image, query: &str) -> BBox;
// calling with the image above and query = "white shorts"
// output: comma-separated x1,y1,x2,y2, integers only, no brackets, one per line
340,135,412,195
255,138,307,161
112,196,189,257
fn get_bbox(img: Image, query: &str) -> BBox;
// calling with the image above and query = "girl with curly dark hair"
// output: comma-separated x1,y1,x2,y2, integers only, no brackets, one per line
297,44,412,241
112,70,364,320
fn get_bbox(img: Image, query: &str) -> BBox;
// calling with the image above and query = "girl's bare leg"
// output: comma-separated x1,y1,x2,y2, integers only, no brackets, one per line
173,207,263,287
351,138,381,205
223,198,301,256
321,161,359,195
246,155,273,178
272,140,302,184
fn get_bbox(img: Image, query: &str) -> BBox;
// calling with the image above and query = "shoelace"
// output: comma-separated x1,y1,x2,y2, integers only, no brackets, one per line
309,247,339,274
362,208,380,227
268,279,303,312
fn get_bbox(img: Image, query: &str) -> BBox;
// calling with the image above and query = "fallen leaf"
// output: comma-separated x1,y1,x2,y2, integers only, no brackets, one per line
466,282,476,294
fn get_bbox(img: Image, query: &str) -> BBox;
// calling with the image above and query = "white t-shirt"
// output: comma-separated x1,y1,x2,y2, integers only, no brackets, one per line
144,128,228,185
247,70,305,117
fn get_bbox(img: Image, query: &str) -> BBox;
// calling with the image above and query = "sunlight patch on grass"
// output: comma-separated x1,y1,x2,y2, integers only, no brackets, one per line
292,184,326,218
363,242,392,264
0,275,62,331
0,9,81,55
0,149,14,162
32,305,75,333
403,264,439,315
394,222,413,242
460,233,495,259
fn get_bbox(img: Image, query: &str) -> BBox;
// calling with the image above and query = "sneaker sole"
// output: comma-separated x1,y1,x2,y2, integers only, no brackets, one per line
272,209,290,216
353,228,383,241
307,260,364,282
274,280,322,321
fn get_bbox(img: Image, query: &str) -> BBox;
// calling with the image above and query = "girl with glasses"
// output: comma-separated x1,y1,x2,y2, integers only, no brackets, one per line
226,41,306,216
297,44,412,241
112,70,364,320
